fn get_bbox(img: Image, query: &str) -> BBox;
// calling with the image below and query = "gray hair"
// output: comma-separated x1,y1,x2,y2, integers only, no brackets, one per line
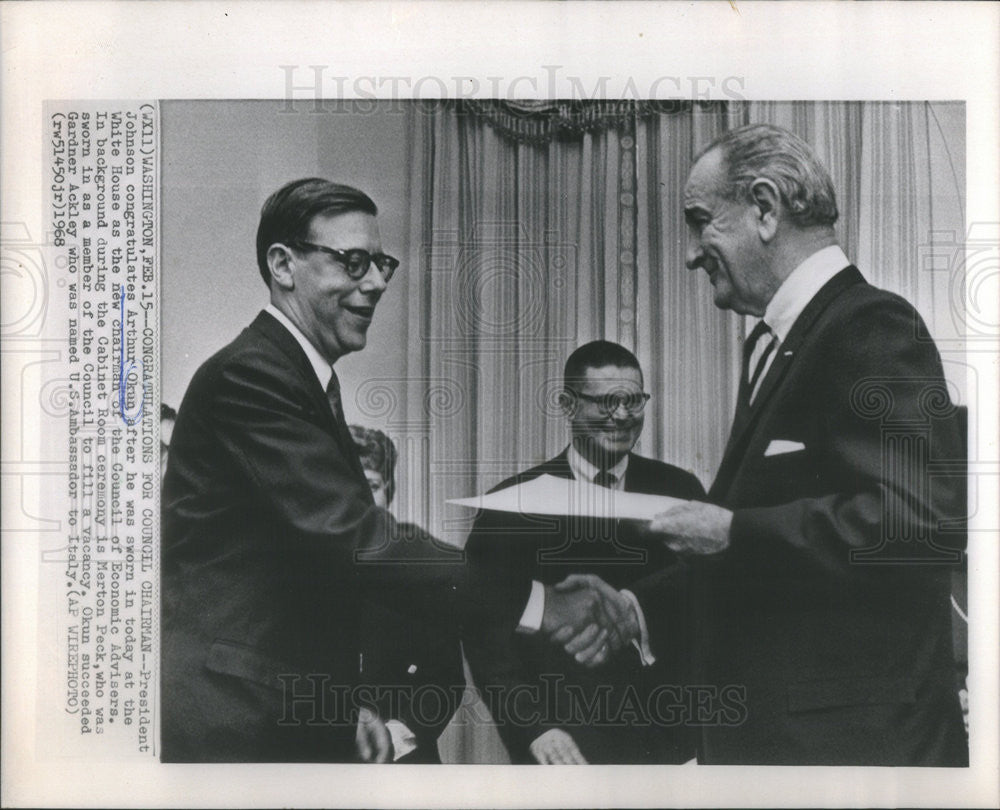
701,123,839,228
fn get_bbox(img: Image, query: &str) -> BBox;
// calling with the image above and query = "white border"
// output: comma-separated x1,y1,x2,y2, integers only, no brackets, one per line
3,2,998,807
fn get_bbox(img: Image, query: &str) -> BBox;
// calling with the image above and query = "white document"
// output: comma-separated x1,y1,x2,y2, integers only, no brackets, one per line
448,473,687,521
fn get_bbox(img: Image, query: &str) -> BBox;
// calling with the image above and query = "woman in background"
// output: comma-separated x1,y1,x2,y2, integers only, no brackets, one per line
350,425,465,763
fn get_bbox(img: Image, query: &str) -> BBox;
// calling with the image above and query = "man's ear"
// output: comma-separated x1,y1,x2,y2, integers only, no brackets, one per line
267,243,296,291
749,178,781,242
558,389,576,418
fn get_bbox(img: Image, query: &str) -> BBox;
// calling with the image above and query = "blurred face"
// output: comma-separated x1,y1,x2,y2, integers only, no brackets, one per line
364,470,390,509
683,148,772,316
563,364,645,469
276,211,388,363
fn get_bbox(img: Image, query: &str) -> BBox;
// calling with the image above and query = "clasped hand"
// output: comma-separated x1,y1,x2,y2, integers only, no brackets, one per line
541,574,639,668
355,706,393,763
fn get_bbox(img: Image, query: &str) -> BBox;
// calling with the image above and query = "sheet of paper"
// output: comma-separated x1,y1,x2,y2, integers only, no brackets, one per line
448,473,687,521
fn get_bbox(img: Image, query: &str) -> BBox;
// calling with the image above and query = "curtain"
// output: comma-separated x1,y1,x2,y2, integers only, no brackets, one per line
748,101,965,395
400,100,964,763
402,101,736,546
404,101,736,763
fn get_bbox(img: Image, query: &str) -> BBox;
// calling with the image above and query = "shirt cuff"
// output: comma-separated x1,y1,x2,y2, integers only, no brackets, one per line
385,719,418,762
517,579,545,634
620,589,656,666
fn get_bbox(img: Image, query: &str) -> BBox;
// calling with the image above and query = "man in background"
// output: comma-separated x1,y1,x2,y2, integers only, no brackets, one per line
628,124,968,765
464,341,705,764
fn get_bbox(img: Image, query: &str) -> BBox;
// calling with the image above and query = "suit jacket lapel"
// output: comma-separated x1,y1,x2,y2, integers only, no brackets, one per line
622,453,645,494
545,449,574,480
250,310,367,482
711,267,865,500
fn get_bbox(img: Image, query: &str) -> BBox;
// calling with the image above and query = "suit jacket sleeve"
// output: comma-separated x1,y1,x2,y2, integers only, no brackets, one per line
359,523,465,752
459,503,539,758
622,463,705,659
361,605,464,753
457,486,536,634
205,346,460,620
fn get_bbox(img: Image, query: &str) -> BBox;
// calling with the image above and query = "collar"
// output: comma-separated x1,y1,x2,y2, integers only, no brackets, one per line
762,245,850,342
265,303,333,390
567,444,629,488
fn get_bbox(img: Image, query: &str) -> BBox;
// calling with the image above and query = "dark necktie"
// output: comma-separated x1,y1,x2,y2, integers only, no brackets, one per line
325,369,368,483
326,370,344,424
593,470,618,489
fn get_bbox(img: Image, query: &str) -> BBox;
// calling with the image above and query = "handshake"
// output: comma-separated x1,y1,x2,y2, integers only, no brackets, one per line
539,574,641,668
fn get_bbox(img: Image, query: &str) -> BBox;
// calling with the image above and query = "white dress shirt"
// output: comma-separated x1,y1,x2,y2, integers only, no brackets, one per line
748,245,850,399
264,304,333,390
566,443,629,490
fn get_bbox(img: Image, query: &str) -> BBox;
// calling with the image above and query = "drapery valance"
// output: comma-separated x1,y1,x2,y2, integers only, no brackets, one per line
458,99,724,145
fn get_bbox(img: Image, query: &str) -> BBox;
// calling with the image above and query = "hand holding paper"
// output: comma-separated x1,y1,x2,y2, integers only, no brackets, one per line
649,501,733,555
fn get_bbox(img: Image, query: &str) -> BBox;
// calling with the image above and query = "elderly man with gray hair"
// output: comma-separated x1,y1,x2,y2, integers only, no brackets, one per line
585,124,967,766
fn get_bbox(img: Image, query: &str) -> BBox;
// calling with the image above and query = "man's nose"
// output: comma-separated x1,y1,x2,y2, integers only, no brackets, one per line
608,401,633,421
359,263,388,294
685,240,703,270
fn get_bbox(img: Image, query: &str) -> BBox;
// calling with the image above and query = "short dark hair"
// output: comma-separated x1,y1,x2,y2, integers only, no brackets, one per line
255,178,378,287
161,402,177,421
349,424,397,505
563,340,643,390
700,123,839,228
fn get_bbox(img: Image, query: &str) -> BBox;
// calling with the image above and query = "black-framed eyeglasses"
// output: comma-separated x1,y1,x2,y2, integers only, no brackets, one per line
287,240,400,282
570,390,651,417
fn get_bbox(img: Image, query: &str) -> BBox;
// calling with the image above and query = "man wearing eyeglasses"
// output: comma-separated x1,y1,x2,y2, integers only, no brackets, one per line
161,178,458,763
463,341,706,764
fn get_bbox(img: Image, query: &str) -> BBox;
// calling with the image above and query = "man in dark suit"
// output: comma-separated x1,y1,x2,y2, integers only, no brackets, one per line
623,124,968,765
464,341,706,764
161,178,609,763
161,179,462,762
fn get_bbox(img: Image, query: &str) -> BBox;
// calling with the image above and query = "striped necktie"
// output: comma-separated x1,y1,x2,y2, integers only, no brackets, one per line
745,321,778,405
